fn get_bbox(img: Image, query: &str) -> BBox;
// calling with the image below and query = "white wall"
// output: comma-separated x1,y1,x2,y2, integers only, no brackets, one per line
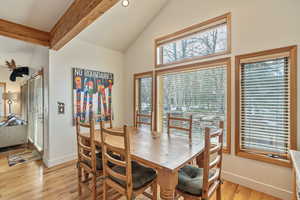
47,38,124,167
124,0,300,199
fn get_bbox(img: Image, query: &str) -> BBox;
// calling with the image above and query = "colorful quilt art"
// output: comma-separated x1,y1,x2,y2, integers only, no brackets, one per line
72,68,113,123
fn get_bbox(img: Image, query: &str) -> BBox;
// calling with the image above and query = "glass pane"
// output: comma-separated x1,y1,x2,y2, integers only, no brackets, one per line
158,24,227,65
161,66,227,144
138,77,152,128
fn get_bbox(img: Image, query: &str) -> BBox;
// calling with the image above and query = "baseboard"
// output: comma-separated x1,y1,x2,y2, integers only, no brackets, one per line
44,153,77,168
222,170,292,200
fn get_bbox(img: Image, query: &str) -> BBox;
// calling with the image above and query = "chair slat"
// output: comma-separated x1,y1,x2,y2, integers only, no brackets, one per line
105,163,127,181
169,116,192,122
78,141,92,151
105,152,127,167
209,155,221,169
136,121,152,125
210,129,223,138
102,127,125,137
208,168,220,185
105,143,125,156
168,126,190,132
80,152,92,162
208,180,220,198
210,144,222,154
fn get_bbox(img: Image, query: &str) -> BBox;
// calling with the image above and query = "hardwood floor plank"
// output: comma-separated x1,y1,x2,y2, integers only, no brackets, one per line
0,155,282,200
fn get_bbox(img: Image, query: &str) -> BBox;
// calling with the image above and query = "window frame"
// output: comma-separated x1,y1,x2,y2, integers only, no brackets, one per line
154,58,232,153
235,45,297,167
154,13,232,68
133,71,154,126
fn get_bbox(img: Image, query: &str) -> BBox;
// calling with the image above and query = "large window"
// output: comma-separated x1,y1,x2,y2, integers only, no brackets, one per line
156,58,231,152
235,46,297,166
133,72,153,125
155,13,231,67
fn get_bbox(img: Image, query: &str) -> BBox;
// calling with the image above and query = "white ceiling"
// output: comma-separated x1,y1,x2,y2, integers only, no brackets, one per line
0,0,74,31
78,0,169,52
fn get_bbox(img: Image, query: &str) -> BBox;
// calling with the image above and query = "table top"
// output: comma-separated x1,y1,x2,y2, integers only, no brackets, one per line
81,127,205,172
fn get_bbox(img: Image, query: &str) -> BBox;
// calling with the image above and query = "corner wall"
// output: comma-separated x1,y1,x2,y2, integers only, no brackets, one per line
124,0,300,199
47,38,125,167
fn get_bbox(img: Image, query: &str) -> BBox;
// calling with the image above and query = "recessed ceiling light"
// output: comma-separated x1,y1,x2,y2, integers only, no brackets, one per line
122,0,129,7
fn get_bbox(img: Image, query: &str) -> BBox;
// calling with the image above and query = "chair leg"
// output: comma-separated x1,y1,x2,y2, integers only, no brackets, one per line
78,166,82,196
216,184,221,200
151,179,158,200
92,175,97,200
103,181,107,200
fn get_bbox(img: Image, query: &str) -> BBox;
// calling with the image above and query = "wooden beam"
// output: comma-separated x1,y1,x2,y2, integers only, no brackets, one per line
0,19,50,47
50,0,118,50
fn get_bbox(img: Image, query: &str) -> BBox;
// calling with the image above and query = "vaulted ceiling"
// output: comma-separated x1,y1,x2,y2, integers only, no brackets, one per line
78,0,169,52
0,0,74,31
0,0,169,52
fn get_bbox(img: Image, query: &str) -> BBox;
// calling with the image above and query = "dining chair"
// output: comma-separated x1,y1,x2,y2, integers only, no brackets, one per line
76,117,103,200
167,113,193,140
176,121,224,200
135,110,153,130
100,123,158,200
95,114,113,129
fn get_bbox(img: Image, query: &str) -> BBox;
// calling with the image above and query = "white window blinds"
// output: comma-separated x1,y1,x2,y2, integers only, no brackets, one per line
240,57,290,156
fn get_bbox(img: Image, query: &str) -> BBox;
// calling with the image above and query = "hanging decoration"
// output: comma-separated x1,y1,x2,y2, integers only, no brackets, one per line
72,68,114,124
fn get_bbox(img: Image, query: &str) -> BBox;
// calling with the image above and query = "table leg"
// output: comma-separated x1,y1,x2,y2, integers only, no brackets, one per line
157,168,178,200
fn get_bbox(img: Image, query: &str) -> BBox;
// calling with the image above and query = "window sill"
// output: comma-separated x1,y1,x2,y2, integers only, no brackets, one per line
236,151,292,168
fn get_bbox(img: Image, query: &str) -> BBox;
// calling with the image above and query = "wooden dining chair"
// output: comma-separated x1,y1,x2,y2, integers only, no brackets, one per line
135,110,153,130
167,113,193,140
95,114,113,129
100,123,158,200
176,121,224,200
76,117,103,200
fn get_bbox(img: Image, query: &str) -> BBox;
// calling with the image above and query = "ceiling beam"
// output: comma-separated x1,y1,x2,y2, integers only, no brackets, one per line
0,19,50,47
50,0,119,50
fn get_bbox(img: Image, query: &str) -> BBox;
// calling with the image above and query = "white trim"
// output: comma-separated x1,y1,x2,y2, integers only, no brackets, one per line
222,170,292,200
43,153,77,168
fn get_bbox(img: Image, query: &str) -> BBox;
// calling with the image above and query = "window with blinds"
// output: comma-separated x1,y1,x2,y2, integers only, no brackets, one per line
156,59,231,150
236,46,297,166
155,13,231,67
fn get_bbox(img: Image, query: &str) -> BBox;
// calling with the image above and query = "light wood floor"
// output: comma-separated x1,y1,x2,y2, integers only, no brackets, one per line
0,152,281,200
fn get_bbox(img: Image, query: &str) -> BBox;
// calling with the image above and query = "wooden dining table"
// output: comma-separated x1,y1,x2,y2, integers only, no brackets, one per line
81,127,205,200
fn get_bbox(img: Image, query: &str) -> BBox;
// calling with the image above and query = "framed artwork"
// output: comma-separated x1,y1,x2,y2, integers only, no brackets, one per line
0,82,6,118
72,68,114,124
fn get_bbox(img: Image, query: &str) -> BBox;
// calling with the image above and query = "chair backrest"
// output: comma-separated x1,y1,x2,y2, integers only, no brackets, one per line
95,114,113,129
167,113,193,140
202,121,224,199
76,116,97,172
100,123,133,194
135,110,153,130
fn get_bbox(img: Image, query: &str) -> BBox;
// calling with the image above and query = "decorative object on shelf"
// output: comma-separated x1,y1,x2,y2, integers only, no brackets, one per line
122,0,129,7
2,91,19,114
72,68,114,124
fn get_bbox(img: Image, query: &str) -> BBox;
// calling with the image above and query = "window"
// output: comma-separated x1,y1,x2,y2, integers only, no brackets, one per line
156,58,231,152
155,13,231,67
235,46,297,167
133,72,153,125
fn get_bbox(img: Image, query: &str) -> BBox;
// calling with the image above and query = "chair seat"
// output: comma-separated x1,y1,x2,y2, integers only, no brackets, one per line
111,161,157,190
177,165,214,196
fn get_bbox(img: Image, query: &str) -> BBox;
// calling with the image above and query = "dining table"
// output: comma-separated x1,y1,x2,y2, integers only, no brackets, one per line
81,127,205,200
